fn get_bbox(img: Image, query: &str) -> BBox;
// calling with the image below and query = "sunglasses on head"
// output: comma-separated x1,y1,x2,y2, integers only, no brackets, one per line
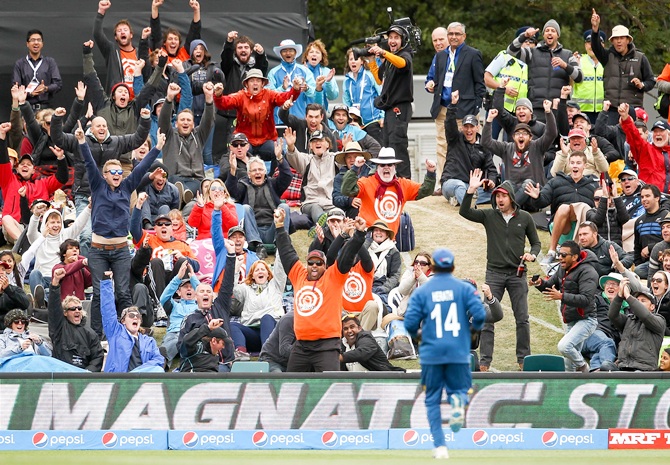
307,260,324,267
125,312,141,320
230,142,247,148
414,260,430,266
106,169,123,176
65,306,83,312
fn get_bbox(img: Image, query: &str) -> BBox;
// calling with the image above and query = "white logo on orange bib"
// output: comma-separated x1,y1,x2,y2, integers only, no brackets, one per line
343,271,366,304
374,191,401,223
295,286,324,317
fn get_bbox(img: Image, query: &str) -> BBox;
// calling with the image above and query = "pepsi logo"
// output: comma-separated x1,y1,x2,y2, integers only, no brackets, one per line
321,431,338,447
542,430,558,447
101,432,118,448
252,431,268,447
472,430,489,446
182,431,199,448
402,429,420,446
32,432,48,448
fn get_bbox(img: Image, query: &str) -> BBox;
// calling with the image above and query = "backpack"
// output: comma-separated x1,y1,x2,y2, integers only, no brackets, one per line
395,211,415,252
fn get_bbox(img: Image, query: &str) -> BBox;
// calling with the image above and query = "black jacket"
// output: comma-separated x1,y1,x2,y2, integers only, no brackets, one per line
428,44,486,119
0,285,31,331
584,236,633,278
225,157,292,213
492,87,546,141
180,323,232,372
341,331,405,372
585,197,630,246
47,284,104,372
537,250,599,323
440,103,498,185
530,172,598,217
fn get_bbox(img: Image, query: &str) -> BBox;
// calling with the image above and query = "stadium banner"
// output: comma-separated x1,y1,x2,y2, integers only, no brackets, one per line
389,428,608,450
168,429,388,450
608,429,670,449
0,430,167,450
2,376,670,431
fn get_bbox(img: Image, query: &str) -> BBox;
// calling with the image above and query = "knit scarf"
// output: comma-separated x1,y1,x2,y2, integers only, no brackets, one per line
368,239,396,279
374,172,404,204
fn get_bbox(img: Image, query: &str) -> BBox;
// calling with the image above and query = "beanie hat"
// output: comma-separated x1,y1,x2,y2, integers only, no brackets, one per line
543,19,561,37
515,98,533,113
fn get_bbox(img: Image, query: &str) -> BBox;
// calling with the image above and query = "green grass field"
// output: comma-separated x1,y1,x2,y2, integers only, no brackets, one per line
1,450,668,465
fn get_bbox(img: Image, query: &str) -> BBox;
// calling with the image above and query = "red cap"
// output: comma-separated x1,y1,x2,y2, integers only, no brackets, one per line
635,107,649,123
567,128,587,139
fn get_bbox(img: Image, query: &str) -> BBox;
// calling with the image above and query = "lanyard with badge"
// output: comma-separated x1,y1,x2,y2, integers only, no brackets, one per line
444,50,456,89
25,56,43,93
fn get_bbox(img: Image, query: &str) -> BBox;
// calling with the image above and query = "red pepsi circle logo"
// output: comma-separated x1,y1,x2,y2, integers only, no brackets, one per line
32,432,48,448
252,431,268,447
101,432,118,448
403,429,420,446
321,431,338,447
182,431,199,448
542,430,558,447
472,430,489,446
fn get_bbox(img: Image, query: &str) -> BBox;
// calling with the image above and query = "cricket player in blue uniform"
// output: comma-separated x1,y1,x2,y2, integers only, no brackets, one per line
404,248,486,459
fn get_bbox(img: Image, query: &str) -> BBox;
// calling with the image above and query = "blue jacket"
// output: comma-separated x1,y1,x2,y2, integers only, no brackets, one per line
342,69,383,125
211,209,258,287
81,141,160,238
267,61,316,124
161,274,201,334
100,279,164,372
404,272,485,365
307,63,339,112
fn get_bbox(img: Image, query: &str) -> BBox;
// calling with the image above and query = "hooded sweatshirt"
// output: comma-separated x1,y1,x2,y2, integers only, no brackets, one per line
26,208,90,278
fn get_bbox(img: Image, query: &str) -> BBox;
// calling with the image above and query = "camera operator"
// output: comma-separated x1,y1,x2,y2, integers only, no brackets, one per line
368,25,414,179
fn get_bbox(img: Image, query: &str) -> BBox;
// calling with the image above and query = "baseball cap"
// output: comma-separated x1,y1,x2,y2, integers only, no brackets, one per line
568,128,587,139
583,29,606,42
652,120,670,131
154,214,172,224
513,123,532,135
635,107,649,123
309,130,326,141
432,248,455,270
327,208,345,221
209,327,229,340
19,153,34,164
658,212,670,225
573,112,590,123
306,250,326,262
462,115,478,126
178,278,192,288
633,289,656,306
566,100,581,110
230,133,249,144
619,169,638,180
227,225,245,237
598,272,623,289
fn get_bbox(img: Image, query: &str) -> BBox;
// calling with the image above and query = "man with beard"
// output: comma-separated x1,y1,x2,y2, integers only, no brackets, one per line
460,171,541,371
576,221,632,278
219,31,268,154
507,20,582,121
279,103,337,153
620,103,670,193
531,240,598,372
341,148,435,235
94,0,139,94
274,209,366,372
214,69,301,161
481,100,556,208
368,26,414,178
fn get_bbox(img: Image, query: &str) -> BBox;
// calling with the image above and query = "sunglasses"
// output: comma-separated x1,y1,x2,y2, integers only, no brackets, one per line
125,312,141,320
155,221,171,227
210,186,226,192
377,163,394,167
619,177,635,182
12,319,29,325
44,120,52,126
307,260,324,267
556,252,573,258
651,277,665,284
230,142,247,147
414,260,430,266
593,196,601,202
106,169,123,176
65,306,83,312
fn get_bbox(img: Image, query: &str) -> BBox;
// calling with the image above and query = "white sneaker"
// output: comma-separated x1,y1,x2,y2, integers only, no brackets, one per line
433,445,449,459
449,394,464,433
448,196,459,207
540,250,556,267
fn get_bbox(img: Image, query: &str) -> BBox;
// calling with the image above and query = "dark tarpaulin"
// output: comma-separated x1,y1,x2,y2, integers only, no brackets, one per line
0,0,308,118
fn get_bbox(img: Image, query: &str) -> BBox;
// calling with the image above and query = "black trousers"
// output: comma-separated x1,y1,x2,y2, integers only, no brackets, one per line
382,101,413,178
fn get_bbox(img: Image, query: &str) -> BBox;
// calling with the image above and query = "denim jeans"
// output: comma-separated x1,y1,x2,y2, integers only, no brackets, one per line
442,180,491,205
161,331,179,365
168,176,200,195
242,204,290,244
88,245,133,337
558,317,598,371
74,195,92,257
141,202,171,224
28,270,51,299
581,328,617,370
230,314,277,353
480,269,530,366
249,141,276,161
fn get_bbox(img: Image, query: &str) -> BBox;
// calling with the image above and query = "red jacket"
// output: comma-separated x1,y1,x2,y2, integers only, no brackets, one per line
187,201,237,240
622,116,670,192
214,87,300,146
52,259,92,301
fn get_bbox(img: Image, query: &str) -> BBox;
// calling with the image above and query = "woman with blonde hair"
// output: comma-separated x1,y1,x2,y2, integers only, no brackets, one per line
228,253,286,360
188,178,237,239
302,39,339,111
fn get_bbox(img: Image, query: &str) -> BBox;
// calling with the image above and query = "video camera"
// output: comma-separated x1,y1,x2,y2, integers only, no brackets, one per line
349,7,421,60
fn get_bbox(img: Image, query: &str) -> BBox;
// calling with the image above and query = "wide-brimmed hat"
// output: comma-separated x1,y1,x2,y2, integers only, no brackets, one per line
334,141,371,165
599,272,623,289
242,69,268,85
369,147,402,165
369,220,395,240
273,39,303,58
609,25,633,41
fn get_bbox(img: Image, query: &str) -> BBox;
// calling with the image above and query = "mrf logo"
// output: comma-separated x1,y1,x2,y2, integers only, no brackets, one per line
609,429,670,449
